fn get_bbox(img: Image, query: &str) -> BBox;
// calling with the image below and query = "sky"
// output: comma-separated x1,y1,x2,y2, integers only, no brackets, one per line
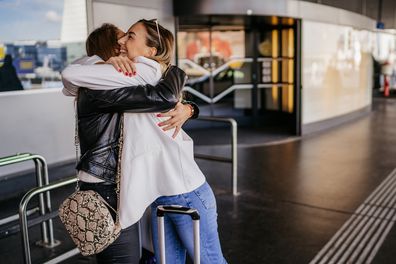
0,0,64,42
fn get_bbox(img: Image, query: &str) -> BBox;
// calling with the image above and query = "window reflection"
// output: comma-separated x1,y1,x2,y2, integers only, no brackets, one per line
177,26,296,114
178,30,247,101
178,31,244,71
0,0,86,92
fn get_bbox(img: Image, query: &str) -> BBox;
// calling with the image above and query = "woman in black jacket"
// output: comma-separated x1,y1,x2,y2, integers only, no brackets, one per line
62,23,196,263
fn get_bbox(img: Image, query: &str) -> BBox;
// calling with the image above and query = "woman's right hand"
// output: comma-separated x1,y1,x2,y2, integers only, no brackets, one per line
106,55,136,77
157,102,193,138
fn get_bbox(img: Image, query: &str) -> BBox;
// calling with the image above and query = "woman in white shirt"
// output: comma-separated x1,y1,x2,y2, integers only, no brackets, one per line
62,20,227,264
63,23,193,263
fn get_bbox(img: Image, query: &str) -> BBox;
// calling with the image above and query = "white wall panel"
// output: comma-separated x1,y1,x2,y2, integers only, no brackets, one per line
0,89,75,178
91,0,174,34
302,20,374,124
93,3,159,32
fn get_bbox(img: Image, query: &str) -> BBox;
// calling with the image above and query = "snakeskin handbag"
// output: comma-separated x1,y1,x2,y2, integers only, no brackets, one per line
59,104,124,256
59,189,121,256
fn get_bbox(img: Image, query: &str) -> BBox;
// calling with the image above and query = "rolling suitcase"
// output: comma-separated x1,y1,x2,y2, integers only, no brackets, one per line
156,205,201,264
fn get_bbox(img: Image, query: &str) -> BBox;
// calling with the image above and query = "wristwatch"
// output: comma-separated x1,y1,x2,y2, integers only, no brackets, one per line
181,100,199,119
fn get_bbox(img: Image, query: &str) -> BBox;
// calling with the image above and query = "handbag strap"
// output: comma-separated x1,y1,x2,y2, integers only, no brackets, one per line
74,97,80,192
114,114,124,225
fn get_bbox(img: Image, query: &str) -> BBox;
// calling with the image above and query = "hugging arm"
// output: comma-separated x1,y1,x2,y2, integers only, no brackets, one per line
81,66,187,113
158,100,200,138
61,56,160,93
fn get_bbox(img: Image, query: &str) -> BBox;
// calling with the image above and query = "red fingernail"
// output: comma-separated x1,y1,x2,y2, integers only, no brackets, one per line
124,72,128,76
157,123,161,126
157,114,162,117
118,69,122,72
133,71,136,75
129,73,132,77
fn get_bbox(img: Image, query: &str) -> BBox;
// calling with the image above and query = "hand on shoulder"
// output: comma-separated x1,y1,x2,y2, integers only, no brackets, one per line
106,55,136,77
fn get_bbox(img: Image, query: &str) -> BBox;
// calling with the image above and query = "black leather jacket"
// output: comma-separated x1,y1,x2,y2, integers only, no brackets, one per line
76,66,196,183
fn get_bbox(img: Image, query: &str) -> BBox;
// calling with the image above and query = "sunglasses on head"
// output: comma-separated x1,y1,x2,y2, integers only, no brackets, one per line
147,19,162,49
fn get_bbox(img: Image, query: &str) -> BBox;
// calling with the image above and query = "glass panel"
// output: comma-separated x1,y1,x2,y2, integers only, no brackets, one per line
178,31,245,69
0,0,86,92
281,84,294,113
178,30,246,99
258,27,295,113
280,58,294,83
177,17,297,120
282,28,294,58
263,86,279,111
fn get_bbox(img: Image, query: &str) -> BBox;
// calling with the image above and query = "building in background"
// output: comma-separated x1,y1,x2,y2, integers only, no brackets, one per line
60,0,88,63
0,0,88,89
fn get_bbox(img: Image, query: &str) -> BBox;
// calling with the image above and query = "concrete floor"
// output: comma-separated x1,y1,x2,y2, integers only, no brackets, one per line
0,97,395,263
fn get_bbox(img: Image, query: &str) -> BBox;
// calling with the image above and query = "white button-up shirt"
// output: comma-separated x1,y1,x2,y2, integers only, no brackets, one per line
62,56,206,228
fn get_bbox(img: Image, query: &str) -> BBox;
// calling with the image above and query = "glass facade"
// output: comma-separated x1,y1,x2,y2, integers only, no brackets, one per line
0,0,86,92
176,15,300,134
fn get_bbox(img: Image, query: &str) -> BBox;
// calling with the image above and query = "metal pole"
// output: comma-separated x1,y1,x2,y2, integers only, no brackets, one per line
0,153,57,246
157,206,200,263
294,19,302,136
19,196,31,264
195,117,239,196
208,17,213,117
25,155,56,247
38,157,56,247
33,159,48,245
158,216,166,264
0,154,34,166
19,177,77,264
193,219,200,264
251,19,259,126
0,153,31,164
230,119,238,196
138,220,142,259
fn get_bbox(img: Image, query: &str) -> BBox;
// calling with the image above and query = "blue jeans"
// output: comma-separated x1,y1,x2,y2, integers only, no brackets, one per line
151,182,228,264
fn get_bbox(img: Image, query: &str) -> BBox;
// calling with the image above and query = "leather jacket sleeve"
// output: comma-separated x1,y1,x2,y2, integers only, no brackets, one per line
81,66,187,113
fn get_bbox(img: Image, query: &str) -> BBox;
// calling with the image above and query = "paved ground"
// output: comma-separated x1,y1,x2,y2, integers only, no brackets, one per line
0,97,395,263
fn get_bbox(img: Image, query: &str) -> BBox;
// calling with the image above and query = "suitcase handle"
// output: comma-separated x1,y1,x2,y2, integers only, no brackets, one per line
157,205,201,264
156,205,200,220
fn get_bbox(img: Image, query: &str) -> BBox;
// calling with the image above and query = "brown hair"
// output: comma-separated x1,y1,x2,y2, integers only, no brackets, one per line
137,19,174,70
86,23,119,61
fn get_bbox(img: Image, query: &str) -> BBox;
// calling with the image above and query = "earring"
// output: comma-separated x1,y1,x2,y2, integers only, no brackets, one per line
149,47,157,57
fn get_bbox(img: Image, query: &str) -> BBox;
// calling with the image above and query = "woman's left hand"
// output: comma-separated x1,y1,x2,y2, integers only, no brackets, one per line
157,102,193,138
106,55,136,76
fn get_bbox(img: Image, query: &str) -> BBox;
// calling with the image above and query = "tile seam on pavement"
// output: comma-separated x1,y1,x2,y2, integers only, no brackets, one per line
309,168,396,264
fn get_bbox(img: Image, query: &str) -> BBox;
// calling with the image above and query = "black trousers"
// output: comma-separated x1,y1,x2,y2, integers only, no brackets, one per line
79,182,140,264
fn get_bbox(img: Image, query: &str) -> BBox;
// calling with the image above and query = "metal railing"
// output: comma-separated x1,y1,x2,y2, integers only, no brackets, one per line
19,176,144,264
19,176,78,264
0,153,57,246
193,117,238,196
